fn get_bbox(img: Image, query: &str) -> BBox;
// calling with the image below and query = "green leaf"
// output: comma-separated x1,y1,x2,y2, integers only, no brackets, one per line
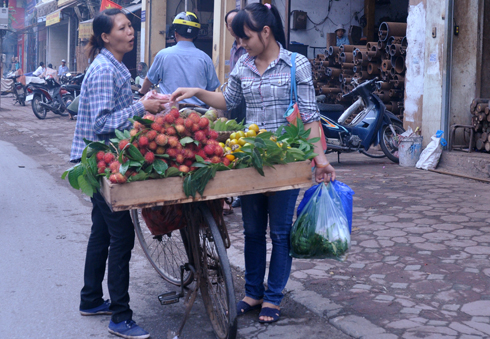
67,164,85,190
308,137,320,144
251,148,264,176
115,129,125,140
191,162,209,168
165,167,181,177
81,144,89,163
78,175,94,197
180,137,194,145
84,169,101,190
143,164,153,173
256,131,273,140
123,130,131,139
153,159,168,175
128,171,149,182
195,155,210,164
120,161,129,176
127,144,145,162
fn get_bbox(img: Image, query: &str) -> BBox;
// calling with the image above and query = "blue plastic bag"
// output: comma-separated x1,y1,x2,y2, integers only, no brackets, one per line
331,181,355,233
297,181,355,233
290,182,350,260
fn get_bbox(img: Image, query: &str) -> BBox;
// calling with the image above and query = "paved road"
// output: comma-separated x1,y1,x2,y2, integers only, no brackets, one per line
3,95,490,339
0,96,351,339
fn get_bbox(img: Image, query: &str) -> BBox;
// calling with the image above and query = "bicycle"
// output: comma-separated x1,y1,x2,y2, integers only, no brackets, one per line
130,199,237,339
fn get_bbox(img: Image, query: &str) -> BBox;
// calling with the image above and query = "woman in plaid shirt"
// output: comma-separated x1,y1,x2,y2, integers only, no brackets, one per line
171,3,336,324
72,9,165,339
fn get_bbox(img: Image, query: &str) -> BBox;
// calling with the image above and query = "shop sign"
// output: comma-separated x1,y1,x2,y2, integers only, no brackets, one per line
79,20,94,40
46,10,61,26
58,0,76,7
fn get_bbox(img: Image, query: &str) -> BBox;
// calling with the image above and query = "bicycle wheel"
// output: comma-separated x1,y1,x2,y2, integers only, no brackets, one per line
131,209,193,286
197,204,237,339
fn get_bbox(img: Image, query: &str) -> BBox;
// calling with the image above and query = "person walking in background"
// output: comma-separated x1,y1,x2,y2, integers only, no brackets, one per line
58,59,69,77
138,11,220,106
70,8,166,339
171,2,335,324
335,24,350,46
134,62,147,87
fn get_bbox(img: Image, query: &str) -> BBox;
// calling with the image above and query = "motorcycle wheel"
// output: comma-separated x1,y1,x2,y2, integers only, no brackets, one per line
380,121,405,163
32,94,47,120
59,94,74,117
361,147,387,158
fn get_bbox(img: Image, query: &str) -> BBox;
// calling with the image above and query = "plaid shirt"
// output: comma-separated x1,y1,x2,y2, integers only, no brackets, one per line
224,44,319,132
70,48,145,161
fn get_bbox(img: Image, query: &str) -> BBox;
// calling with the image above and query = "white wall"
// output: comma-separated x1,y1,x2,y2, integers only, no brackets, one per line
46,22,68,71
273,0,364,59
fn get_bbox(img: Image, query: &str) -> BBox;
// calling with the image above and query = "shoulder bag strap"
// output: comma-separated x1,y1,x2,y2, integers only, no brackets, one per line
290,52,298,104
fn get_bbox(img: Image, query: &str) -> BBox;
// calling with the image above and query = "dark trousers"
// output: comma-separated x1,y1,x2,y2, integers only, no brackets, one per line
80,192,135,323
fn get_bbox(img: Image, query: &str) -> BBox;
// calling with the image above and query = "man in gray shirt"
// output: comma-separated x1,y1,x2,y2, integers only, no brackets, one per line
139,12,220,106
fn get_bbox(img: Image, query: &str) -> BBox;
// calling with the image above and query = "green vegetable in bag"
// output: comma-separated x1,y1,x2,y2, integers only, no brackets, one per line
290,182,350,260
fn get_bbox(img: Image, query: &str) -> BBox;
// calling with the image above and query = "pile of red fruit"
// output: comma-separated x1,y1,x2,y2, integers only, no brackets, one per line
100,108,229,184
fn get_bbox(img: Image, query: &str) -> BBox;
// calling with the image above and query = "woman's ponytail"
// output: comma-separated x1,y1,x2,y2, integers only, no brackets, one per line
269,5,286,47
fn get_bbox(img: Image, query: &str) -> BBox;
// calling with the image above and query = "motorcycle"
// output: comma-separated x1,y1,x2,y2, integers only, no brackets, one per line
318,77,405,163
5,71,27,106
25,75,74,119
60,72,84,97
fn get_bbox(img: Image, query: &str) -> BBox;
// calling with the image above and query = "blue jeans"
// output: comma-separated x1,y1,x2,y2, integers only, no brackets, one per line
80,192,135,323
240,189,300,306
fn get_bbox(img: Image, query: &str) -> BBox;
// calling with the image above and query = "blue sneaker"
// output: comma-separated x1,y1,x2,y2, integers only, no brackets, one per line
80,299,112,316
108,320,150,339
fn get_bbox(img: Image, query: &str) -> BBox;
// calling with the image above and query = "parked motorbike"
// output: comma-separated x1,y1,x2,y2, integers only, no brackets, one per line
5,71,26,106
318,77,405,163
25,75,74,119
60,72,84,97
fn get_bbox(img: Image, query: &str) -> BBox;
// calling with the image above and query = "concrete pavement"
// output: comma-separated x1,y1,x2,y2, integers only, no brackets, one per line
2,94,490,338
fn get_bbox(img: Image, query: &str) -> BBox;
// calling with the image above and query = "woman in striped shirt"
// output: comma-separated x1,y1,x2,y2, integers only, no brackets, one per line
72,9,165,339
171,3,336,324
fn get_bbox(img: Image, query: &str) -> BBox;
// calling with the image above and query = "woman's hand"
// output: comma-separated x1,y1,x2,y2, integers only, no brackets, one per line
315,163,336,183
141,99,168,114
170,87,200,103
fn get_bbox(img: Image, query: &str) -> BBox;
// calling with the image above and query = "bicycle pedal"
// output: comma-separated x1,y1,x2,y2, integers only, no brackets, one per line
158,291,181,305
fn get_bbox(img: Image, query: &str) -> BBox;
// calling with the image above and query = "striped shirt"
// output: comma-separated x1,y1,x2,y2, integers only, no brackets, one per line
224,44,319,132
70,48,145,161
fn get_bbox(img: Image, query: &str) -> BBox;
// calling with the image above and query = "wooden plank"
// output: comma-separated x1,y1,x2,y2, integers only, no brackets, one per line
100,161,313,212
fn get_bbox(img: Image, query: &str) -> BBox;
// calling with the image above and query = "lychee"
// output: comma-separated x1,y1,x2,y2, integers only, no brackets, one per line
214,146,224,157
175,124,185,134
178,165,190,173
143,114,155,121
119,139,130,151
194,130,206,142
139,135,149,148
139,148,147,156
184,118,194,130
146,130,157,141
175,117,185,125
207,139,219,146
175,154,185,164
211,156,221,164
155,134,168,146
196,150,206,159
166,148,178,158
109,161,120,173
209,130,219,140
156,146,166,154
164,114,175,124
97,161,106,174
198,117,209,129
109,172,127,184
155,116,165,126
129,129,138,137
189,112,200,124
191,124,200,133
166,126,177,136
151,123,163,133
184,159,193,167
133,121,143,130
96,151,105,162
148,141,157,150
167,136,179,148
223,158,231,166
170,108,180,119
104,152,115,164
144,151,155,164
183,149,195,159
204,144,215,156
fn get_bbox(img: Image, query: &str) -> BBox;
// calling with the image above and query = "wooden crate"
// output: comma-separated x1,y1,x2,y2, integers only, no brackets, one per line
100,161,313,212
